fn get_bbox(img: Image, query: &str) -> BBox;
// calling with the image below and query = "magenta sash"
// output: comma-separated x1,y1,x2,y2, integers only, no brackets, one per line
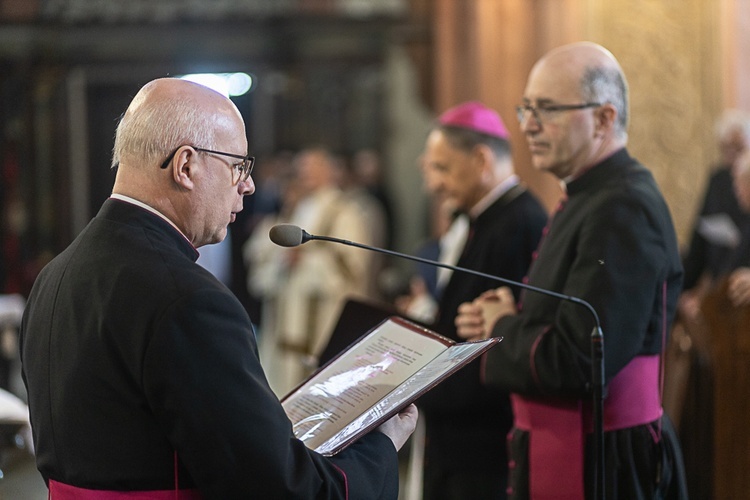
49,480,203,500
511,354,663,499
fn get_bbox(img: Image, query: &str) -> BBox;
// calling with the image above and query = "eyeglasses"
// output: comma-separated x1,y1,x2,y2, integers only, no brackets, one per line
515,102,602,124
160,146,255,183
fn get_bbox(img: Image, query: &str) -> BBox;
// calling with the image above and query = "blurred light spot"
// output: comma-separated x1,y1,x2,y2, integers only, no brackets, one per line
178,72,254,97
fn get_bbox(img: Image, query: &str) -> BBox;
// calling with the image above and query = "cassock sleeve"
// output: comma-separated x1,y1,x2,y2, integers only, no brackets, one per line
143,288,399,499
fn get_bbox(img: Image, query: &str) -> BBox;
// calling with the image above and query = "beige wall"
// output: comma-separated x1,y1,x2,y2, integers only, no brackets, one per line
722,0,750,111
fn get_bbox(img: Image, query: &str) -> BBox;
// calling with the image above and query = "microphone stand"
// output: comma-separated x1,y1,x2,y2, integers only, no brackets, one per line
591,326,605,500
304,231,606,499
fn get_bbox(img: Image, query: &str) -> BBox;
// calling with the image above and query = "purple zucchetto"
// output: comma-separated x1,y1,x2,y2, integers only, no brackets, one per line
438,101,510,140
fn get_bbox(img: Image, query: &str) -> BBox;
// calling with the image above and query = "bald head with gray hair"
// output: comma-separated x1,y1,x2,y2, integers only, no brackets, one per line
110,78,250,248
112,78,231,170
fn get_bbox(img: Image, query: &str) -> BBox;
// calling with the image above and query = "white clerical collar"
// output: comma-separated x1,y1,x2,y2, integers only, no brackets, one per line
469,174,520,220
109,193,191,244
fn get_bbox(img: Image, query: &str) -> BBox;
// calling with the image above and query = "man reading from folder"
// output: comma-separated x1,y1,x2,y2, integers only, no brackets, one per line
455,42,688,499
19,77,416,499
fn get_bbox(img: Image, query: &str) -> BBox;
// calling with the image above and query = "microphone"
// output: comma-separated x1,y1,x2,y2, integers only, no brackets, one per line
269,223,606,499
269,224,315,247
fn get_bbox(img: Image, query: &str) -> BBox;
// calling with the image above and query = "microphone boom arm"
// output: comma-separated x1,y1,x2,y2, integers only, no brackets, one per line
310,233,601,326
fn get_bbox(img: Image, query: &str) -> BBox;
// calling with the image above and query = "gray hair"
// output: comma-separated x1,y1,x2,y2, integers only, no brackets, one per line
580,66,629,138
111,84,219,169
437,125,512,161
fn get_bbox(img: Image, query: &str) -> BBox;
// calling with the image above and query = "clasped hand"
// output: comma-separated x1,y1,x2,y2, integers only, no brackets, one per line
455,286,518,341
728,267,750,307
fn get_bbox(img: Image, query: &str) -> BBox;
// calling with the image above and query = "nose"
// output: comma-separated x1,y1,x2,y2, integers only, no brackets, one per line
519,112,541,134
239,177,255,196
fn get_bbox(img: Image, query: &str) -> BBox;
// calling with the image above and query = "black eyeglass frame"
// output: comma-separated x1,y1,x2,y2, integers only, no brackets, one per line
515,102,602,124
160,146,255,183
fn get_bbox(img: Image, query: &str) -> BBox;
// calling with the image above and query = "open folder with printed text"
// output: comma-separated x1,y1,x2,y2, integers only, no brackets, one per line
281,316,501,456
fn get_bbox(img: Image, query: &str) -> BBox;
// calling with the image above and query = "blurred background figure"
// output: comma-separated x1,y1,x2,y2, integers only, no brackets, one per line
250,147,384,397
334,150,389,298
679,109,750,319
249,151,296,226
395,192,468,324
352,148,396,250
405,101,547,500
196,236,233,287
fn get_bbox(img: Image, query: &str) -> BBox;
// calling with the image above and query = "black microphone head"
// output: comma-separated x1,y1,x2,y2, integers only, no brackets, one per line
269,224,307,247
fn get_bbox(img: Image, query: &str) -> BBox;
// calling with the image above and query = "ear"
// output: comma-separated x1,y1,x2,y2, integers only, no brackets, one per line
594,104,617,137
472,143,494,173
171,146,197,190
